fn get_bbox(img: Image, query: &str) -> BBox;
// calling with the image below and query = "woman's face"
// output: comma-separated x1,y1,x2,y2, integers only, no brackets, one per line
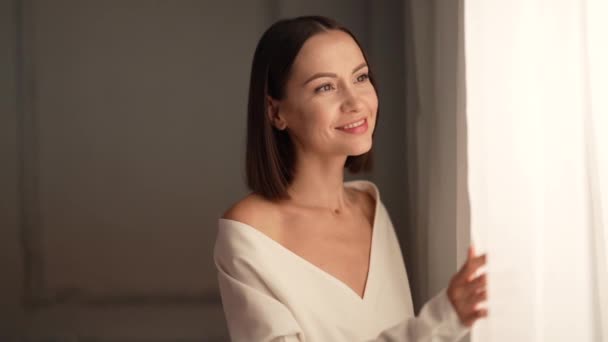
271,29,378,160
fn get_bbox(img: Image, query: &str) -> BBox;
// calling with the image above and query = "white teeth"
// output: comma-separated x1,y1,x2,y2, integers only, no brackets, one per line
340,119,365,129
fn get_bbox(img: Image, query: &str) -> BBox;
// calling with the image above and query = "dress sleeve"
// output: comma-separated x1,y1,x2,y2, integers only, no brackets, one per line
217,263,303,342
370,289,470,342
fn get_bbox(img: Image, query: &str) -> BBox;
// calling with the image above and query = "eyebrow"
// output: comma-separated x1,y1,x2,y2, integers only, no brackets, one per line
302,62,368,85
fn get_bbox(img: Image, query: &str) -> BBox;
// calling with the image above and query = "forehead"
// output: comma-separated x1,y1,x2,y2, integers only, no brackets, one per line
290,30,366,78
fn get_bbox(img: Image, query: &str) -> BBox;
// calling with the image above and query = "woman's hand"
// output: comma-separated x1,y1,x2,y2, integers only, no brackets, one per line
447,246,488,327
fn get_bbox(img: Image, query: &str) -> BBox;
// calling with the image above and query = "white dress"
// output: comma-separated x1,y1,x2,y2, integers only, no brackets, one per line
214,180,469,342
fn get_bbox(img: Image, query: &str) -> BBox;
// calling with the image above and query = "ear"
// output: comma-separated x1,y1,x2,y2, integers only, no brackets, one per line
266,96,287,130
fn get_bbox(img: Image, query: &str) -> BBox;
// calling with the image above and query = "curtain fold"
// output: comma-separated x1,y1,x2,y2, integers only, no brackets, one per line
404,0,469,317
403,0,432,313
586,0,608,338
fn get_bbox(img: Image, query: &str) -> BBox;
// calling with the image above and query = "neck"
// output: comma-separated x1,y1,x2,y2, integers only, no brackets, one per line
286,154,351,213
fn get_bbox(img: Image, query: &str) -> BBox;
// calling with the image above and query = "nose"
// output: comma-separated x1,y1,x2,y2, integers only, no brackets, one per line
340,88,364,114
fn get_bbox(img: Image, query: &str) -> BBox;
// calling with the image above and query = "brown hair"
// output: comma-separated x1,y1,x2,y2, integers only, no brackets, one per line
246,15,378,200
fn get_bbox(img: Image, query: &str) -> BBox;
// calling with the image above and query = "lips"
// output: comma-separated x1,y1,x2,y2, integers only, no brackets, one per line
336,118,368,134
336,118,366,130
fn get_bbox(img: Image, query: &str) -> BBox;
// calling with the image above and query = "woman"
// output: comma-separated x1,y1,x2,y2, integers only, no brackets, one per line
214,16,487,342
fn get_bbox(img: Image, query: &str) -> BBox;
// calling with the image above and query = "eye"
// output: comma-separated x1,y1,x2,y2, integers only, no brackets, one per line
315,83,335,93
356,73,370,83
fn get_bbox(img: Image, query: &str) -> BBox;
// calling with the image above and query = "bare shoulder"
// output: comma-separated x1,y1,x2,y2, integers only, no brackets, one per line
221,193,282,237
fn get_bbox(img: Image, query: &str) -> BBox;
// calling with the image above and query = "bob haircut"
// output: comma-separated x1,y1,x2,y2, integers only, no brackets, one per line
246,15,378,200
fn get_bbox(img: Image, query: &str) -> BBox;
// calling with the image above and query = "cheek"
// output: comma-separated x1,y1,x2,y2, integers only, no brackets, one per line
289,102,336,140
364,91,379,120
303,100,339,127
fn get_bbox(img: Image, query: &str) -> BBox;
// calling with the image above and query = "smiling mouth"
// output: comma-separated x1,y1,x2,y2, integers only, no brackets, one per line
336,118,366,130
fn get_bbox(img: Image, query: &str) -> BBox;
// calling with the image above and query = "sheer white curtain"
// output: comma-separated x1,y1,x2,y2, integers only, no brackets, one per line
465,0,608,341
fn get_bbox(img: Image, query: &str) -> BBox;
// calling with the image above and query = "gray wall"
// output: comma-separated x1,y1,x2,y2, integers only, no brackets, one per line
1,1,414,340
1,0,24,336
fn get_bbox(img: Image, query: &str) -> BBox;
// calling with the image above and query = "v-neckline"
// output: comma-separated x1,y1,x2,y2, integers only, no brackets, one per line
219,180,380,303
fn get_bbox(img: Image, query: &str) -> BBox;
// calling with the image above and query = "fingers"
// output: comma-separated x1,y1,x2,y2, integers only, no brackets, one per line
466,288,487,306
463,308,488,327
469,274,487,291
461,288,488,326
448,246,489,327
459,253,487,283
450,273,487,302
451,287,488,328
450,248,487,298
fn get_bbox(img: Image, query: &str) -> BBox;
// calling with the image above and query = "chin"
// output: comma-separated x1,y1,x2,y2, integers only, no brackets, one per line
347,140,373,156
